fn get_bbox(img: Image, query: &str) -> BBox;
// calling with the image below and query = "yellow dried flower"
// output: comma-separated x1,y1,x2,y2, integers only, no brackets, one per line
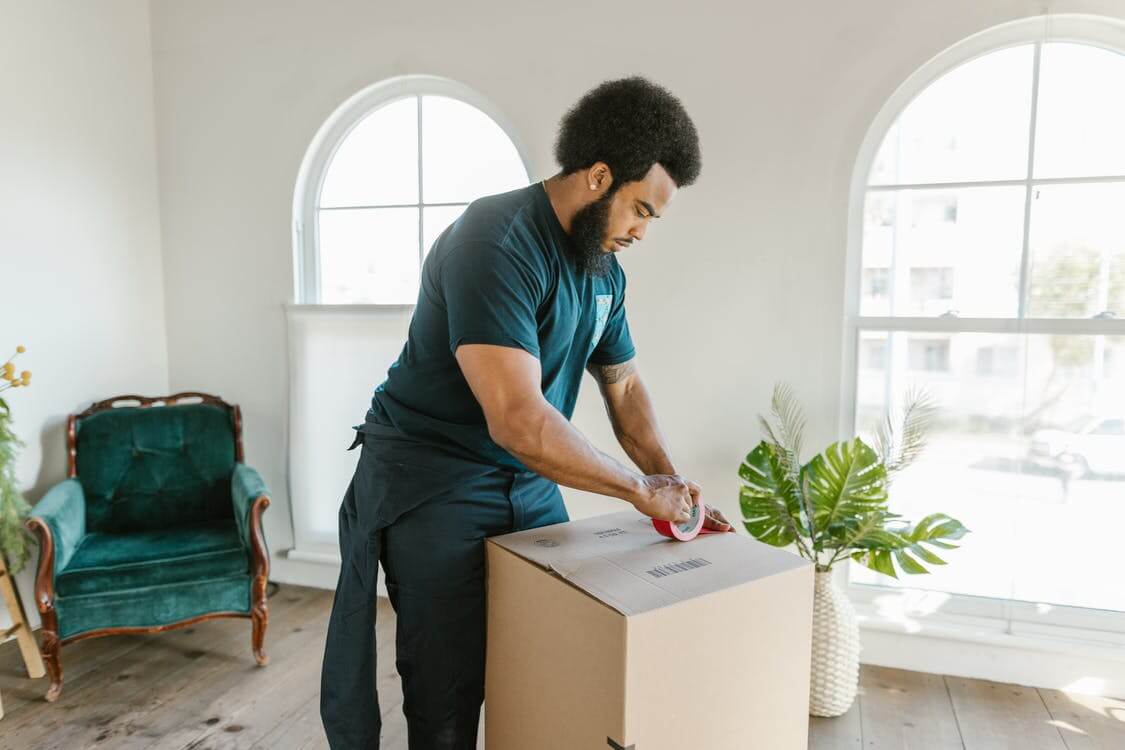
16,345,25,353
21,370,31,385
2,363,12,378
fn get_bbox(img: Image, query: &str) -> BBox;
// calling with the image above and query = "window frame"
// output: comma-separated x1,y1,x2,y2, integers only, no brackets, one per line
291,75,532,305
839,15,1125,635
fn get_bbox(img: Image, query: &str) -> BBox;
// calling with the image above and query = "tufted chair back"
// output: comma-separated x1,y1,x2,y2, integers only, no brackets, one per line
70,395,241,534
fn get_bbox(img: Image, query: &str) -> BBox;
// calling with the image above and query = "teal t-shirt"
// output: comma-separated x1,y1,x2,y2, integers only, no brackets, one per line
359,181,636,471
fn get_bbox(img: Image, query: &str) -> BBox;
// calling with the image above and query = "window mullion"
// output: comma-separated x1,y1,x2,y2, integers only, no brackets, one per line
417,95,425,270
1017,41,1044,320
321,201,471,211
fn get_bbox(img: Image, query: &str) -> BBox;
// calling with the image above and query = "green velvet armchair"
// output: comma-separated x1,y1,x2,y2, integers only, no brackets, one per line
25,392,271,701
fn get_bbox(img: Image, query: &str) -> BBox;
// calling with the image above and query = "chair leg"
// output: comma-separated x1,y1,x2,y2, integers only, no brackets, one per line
251,578,269,666
248,494,271,667
40,629,63,702
25,516,64,702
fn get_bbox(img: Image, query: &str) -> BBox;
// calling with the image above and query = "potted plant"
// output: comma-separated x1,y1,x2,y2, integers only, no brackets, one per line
0,345,33,575
738,383,967,717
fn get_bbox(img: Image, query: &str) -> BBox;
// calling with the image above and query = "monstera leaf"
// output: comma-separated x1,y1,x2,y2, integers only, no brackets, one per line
738,441,809,549
803,438,888,536
898,512,968,569
849,512,969,578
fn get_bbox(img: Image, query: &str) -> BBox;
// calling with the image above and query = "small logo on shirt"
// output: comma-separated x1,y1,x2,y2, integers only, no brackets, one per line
591,294,613,349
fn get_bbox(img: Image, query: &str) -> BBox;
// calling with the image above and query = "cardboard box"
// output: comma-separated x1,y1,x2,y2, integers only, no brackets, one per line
484,508,814,750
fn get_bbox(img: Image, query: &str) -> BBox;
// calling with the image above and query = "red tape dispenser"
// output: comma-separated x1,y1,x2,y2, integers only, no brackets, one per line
652,502,725,541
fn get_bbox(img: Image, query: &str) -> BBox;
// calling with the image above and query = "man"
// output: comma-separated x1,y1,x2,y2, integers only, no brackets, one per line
320,76,733,750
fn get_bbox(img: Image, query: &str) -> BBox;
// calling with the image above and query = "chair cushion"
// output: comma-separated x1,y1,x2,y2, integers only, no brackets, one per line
76,402,237,533
55,575,252,640
56,520,249,598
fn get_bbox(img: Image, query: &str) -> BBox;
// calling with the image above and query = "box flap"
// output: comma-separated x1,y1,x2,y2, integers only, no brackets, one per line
486,508,809,616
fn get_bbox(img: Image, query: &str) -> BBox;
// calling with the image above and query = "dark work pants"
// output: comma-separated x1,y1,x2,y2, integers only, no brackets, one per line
320,427,568,750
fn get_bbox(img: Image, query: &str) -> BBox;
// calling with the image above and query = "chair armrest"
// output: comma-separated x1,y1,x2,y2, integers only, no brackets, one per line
231,463,270,552
26,478,87,577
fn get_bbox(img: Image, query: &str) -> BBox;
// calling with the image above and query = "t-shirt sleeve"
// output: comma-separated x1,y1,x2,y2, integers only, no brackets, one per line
588,273,636,366
439,241,544,358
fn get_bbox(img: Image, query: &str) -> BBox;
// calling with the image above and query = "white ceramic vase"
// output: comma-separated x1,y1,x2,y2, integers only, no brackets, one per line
808,569,861,717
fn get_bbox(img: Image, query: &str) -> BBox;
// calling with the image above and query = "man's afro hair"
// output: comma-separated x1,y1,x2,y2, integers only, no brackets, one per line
553,76,701,189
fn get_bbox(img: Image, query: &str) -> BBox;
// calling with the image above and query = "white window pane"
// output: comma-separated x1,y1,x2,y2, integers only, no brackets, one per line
422,204,467,257
1034,43,1125,179
320,97,418,208
1027,183,1125,318
852,332,1125,612
868,45,1034,186
318,207,419,304
907,336,951,372
421,96,529,204
1015,333,1125,611
852,331,1026,601
858,332,889,371
859,187,1025,317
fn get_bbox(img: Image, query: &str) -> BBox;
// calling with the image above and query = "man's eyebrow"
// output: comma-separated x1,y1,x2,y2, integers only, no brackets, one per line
637,199,661,218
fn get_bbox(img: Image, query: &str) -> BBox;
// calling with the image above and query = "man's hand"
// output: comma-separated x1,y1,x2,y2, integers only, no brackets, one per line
632,474,696,524
686,479,735,532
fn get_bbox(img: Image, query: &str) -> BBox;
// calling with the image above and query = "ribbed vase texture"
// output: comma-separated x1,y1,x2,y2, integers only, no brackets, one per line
809,570,860,717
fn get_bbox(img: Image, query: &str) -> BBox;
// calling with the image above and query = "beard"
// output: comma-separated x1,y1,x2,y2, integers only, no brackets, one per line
566,189,617,278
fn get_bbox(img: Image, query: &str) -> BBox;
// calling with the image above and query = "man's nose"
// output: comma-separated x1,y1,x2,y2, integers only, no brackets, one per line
630,224,646,242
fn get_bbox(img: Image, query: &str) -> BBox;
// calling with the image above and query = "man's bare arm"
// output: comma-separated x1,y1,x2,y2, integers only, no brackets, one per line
588,357,735,532
585,357,675,476
454,344,693,523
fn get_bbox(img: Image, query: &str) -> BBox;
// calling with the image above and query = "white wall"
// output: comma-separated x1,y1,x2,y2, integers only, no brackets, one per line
149,0,1125,582
0,1,168,635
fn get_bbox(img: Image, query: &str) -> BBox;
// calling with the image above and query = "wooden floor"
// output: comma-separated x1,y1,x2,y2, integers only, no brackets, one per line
2,583,1123,749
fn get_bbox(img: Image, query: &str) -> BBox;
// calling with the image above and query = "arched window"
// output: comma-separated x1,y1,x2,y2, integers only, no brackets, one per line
293,76,530,304
843,16,1125,632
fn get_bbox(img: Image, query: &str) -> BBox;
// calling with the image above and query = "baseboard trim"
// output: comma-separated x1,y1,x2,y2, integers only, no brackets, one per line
270,554,388,599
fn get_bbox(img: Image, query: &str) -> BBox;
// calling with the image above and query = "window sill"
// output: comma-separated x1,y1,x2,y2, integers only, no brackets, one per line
284,302,416,313
855,601,1125,662
853,600,1125,696
286,546,341,566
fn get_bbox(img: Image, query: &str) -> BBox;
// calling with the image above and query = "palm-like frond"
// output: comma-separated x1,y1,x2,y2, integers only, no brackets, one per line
873,387,936,482
759,383,817,541
758,383,806,480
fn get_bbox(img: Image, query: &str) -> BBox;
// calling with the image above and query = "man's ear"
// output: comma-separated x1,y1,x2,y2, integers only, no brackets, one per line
586,162,613,193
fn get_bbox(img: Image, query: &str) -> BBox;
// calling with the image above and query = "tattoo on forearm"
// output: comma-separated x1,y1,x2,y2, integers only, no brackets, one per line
588,358,637,385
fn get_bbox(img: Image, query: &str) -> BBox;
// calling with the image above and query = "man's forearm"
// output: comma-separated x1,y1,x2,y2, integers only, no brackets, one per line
588,360,676,475
490,400,646,505
607,386,676,475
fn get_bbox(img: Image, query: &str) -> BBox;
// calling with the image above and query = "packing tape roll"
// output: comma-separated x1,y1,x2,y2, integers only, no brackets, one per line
652,502,724,541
